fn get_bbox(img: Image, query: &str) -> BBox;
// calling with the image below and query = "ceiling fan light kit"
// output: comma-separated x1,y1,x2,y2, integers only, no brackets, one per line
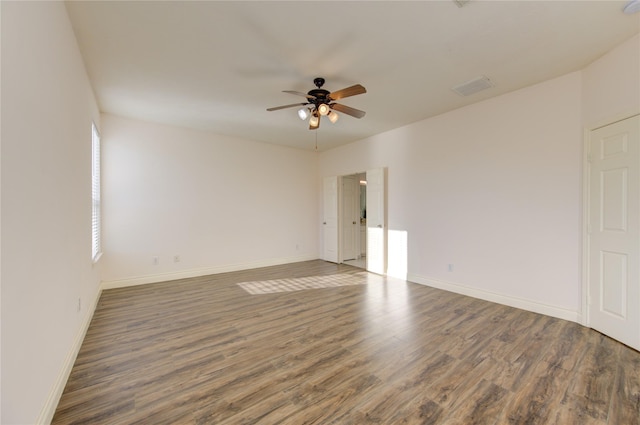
267,77,367,130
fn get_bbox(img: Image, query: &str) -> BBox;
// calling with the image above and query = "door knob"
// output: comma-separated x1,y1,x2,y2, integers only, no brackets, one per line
323,222,327,225
353,221,357,225
377,224,383,228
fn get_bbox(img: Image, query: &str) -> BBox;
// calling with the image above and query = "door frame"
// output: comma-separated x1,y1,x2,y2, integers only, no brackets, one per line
582,111,640,329
324,168,387,273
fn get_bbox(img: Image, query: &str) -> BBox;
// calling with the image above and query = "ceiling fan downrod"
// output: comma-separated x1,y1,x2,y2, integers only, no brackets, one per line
308,77,330,103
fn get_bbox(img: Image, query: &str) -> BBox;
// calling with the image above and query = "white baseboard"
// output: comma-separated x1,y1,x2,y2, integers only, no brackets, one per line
407,273,580,323
101,255,319,290
36,288,102,425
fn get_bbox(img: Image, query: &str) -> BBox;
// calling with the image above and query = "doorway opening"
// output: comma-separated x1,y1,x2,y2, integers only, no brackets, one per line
322,168,386,274
341,173,367,268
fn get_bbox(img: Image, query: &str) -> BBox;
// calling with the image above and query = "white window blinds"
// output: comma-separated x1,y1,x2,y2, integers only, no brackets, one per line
92,122,102,261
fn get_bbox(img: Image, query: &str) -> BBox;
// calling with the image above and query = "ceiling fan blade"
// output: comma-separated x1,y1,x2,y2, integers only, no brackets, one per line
283,90,316,99
329,84,366,101
330,103,366,119
266,103,307,111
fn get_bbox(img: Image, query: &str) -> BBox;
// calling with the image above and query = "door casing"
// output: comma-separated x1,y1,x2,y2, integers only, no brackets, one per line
323,168,387,274
583,113,640,350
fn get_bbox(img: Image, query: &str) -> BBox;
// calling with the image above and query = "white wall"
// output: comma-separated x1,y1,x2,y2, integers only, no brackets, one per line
1,2,101,424
320,72,584,320
319,33,640,323
582,33,640,128
101,114,319,284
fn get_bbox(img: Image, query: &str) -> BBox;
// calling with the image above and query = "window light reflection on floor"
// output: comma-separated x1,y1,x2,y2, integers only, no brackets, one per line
237,272,370,295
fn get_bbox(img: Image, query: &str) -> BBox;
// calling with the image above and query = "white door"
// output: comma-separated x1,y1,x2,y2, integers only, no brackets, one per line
341,176,358,261
588,114,640,350
323,176,339,263
366,168,386,275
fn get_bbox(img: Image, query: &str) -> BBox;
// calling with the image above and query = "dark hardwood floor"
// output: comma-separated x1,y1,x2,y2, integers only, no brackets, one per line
53,260,640,424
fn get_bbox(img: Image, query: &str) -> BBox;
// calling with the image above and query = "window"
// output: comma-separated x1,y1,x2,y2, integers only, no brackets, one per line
92,122,101,261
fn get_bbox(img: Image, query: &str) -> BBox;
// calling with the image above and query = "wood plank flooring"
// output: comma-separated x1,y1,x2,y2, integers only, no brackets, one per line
53,260,640,424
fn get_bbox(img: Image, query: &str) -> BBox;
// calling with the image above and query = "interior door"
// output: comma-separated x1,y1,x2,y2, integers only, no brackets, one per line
323,176,339,263
366,168,386,275
588,114,639,350
341,176,358,261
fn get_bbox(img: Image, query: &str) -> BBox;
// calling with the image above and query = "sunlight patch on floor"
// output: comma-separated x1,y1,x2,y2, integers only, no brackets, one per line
237,272,370,294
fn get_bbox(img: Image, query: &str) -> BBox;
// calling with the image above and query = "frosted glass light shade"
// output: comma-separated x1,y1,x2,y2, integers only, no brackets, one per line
328,111,339,124
298,108,309,120
318,104,330,116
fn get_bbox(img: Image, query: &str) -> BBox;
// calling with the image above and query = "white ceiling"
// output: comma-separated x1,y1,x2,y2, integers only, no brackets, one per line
65,1,640,151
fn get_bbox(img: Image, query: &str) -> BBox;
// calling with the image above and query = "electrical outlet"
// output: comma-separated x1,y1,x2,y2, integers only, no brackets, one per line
174,255,180,263
448,264,454,272
77,298,81,312
152,256,159,265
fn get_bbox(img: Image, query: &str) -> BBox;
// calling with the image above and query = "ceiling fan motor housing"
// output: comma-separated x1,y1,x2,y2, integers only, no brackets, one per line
308,89,330,103
309,77,330,109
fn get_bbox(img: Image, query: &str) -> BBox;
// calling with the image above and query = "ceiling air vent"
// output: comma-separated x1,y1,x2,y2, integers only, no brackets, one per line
451,76,494,97
453,0,471,7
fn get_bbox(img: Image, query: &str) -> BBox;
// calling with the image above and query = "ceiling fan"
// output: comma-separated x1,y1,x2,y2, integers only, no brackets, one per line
267,77,366,130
